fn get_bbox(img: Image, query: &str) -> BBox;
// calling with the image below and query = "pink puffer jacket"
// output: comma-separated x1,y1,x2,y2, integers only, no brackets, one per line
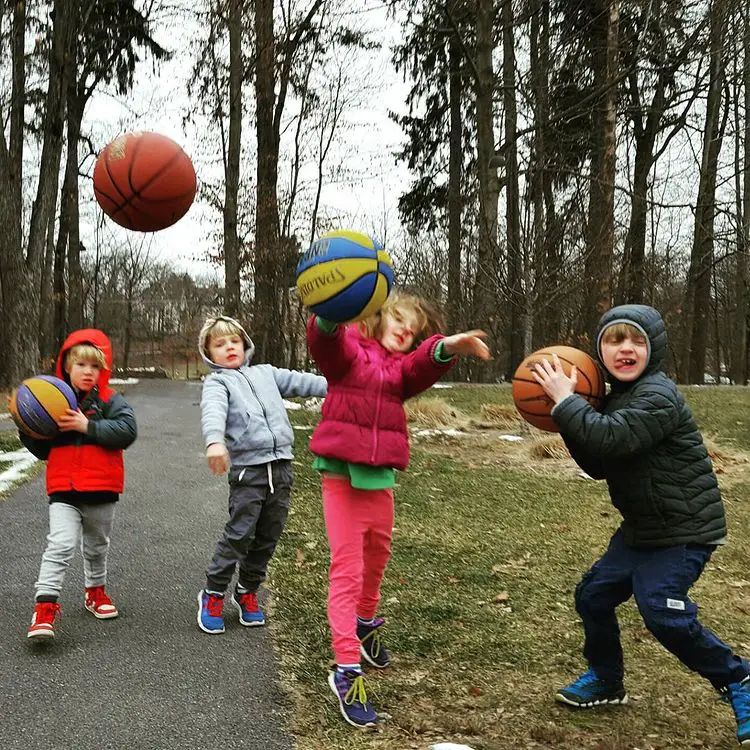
306,317,454,470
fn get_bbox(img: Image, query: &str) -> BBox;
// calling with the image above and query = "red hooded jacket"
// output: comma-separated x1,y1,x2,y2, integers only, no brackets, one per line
306,318,453,470
20,329,137,495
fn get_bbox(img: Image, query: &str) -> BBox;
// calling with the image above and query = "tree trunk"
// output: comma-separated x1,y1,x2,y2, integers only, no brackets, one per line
584,0,620,346
0,0,41,385
503,0,523,377
447,17,463,333
224,0,242,318
732,0,750,384
473,0,501,380
686,0,727,384
254,0,281,364
66,94,84,330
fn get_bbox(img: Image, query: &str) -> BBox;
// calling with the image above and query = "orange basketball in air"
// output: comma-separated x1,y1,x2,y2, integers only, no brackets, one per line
93,131,197,232
512,345,605,432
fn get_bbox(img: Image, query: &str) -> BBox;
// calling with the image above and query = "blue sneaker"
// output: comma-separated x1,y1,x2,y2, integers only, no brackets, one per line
197,590,225,634
555,669,628,707
357,617,390,668
327,669,377,728
232,590,265,627
721,676,750,745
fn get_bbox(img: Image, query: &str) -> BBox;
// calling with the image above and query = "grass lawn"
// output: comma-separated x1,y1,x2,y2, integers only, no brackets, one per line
270,384,750,750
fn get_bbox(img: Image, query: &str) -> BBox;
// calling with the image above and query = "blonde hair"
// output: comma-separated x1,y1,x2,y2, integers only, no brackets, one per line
204,318,245,350
600,322,647,344
65,344,107,371
358,291,445,347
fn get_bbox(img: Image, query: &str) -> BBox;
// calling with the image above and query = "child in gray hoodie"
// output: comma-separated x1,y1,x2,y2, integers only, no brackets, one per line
197,315,327,633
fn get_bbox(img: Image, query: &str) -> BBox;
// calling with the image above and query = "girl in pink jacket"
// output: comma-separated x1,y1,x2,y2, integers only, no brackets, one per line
306,291,490,728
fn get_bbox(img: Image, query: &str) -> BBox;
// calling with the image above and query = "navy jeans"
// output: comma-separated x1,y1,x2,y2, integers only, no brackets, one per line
575,528,748,689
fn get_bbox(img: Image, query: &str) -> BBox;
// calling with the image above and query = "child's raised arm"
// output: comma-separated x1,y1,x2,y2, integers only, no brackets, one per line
401,330,491,400
306,316,360,381
272,367,327,398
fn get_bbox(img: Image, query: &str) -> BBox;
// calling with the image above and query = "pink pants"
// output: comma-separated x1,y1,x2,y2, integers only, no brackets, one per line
322,474,394,665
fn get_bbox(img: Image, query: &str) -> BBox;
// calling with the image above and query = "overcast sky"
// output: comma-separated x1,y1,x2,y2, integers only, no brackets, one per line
82,2,411,279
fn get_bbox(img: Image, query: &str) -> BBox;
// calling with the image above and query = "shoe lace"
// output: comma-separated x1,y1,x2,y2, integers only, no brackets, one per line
36,602,60,620
573,669,599,688
721,679,750,713
361,626,383,658
205,594,223,617
343,673,369,708
238,592,258,611
88,587,112,606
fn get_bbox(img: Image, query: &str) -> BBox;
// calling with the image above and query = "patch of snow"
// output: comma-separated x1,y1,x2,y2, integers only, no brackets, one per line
0,413,10,420
283,399,302,410
0,448,38,492
303,397,324,410
578,471,594,480
413,428,465,437
293,425,313,431
430,744,476,750
431,383,454,389
110,378,139,385
499,434,523,442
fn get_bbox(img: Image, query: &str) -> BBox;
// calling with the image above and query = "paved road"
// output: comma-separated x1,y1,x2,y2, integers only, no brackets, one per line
0,380,293,750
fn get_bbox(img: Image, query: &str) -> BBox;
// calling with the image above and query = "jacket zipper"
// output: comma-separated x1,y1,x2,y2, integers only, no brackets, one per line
241,371,278,456
370,367,384,463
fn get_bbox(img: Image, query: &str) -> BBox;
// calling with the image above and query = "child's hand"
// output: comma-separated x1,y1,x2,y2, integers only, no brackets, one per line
531,353,577,404
207,443,230,476
442,330,492,360
57,408,89,434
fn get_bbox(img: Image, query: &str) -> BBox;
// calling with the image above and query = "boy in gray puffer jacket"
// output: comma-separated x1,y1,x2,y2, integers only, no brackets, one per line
197,315,326,634
533,304,750,747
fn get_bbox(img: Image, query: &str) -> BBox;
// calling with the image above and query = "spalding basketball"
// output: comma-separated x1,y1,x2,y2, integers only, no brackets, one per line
295,230,394,323
512,345,605,432
93,131,197,232
9,376,78,440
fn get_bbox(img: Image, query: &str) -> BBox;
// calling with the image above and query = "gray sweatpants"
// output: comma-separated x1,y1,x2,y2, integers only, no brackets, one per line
35,501,116,600
205,460,292,593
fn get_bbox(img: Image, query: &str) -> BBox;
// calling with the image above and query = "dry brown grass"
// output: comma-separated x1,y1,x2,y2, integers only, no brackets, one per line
526,432,570,460
705,435,750,479
405,397,468,428
479,403,522,429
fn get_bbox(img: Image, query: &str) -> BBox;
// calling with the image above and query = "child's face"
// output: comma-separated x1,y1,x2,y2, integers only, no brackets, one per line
380,308,419,353
600,330,649,382
208,333,245,368
66,358,102,392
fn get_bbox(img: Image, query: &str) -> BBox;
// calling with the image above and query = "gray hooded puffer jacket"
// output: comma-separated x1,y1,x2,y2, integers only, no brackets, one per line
199,316,327,466
552,304,725,548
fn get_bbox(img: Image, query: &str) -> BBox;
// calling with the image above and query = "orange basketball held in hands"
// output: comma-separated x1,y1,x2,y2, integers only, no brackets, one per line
93,131,197,232
512,345,606,432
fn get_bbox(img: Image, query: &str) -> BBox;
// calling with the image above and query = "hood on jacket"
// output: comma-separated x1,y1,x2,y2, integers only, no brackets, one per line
55,328,114,400
595,304,667,380
199,315,255,370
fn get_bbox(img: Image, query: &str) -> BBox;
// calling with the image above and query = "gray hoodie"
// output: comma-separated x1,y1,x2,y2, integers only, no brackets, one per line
199,316,327,466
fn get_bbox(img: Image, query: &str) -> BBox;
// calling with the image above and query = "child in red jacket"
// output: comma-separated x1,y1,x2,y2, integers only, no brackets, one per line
306,291,490,727
20,329,137,640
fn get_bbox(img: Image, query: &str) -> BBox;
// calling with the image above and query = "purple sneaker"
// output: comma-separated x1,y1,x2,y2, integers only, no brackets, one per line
357,617,390,668
327,669,377,728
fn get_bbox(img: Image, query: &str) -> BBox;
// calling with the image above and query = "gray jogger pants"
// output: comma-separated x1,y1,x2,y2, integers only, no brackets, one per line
205,460,292,593
35,501,116,600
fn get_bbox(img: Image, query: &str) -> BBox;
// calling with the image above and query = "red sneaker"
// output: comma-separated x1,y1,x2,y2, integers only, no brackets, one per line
84,586,119,619
28,601,61,639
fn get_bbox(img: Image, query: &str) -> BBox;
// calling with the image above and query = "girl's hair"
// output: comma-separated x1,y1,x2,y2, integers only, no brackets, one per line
65,344,107,371
359,291,445,346
205,318,245,349
600,322,647,344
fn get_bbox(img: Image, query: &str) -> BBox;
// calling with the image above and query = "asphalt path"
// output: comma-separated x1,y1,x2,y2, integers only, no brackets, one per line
0,379,293,750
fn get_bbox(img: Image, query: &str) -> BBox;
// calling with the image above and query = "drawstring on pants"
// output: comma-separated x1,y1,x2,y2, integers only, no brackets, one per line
267,463,275,494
